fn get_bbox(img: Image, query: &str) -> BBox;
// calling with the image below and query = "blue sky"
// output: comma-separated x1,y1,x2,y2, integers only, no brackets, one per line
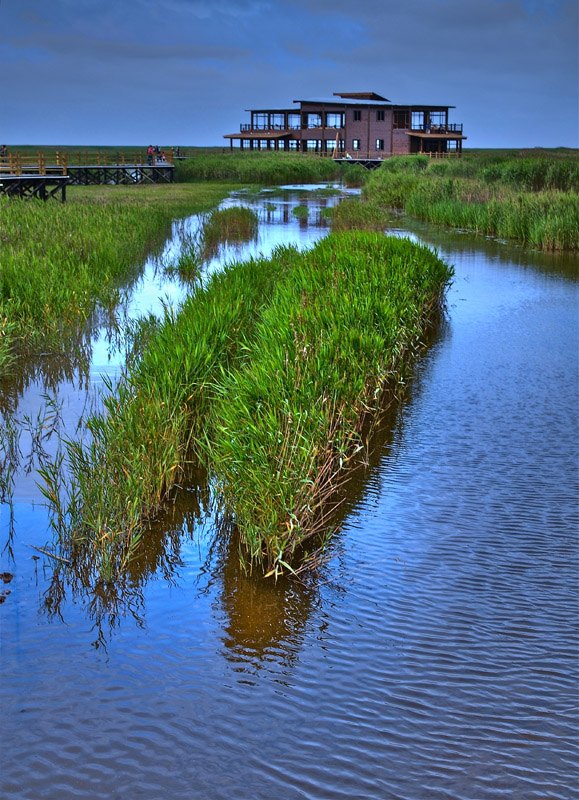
1,0,577,148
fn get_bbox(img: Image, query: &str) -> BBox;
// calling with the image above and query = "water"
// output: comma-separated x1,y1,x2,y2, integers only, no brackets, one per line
1,189,577,799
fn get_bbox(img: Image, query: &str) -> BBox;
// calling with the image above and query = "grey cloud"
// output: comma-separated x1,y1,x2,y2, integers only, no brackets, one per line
3,33,252,63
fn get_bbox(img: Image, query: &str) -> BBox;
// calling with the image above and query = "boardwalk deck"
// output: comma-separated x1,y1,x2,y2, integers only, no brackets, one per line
0,162,175,200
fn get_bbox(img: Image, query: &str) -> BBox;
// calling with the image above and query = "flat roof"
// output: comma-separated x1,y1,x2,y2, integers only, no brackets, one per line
295,97,392,107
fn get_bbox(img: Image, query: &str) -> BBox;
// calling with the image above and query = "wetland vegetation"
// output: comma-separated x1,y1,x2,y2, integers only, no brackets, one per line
0,184,235,372
43,232,451,578
3,147,575,579
342,150,579,250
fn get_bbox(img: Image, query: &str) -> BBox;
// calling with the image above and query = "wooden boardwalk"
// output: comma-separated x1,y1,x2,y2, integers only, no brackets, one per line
0,151,175,200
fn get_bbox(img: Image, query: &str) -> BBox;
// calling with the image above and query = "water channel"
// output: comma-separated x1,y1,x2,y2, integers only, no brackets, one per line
1,186,577,799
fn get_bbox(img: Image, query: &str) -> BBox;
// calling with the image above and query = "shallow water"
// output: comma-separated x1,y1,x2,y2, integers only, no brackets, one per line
1,190,577,799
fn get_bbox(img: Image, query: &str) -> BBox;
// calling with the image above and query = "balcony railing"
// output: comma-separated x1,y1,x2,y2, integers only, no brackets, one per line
411,123,463,134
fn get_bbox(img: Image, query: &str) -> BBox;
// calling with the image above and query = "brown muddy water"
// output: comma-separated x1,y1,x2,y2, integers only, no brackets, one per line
1,187,577,800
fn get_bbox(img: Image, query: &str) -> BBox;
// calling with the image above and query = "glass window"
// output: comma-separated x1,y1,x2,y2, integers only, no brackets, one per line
393,111,409,129
352,139,361,150
271,114,285,128
287,114,301,130
376,110,384,121
376,139,384,150
412,111,424,130
326,113,343,128
307,113,322,129
429,111,446,131
353,110,361,121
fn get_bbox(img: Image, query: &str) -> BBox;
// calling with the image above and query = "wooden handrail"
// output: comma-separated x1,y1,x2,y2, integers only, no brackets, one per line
0,149,178,175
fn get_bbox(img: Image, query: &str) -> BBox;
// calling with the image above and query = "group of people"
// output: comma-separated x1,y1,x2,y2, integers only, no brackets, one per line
147,145,166,165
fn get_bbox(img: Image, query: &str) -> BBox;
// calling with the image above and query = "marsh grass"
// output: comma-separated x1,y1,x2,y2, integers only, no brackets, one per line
199,206,259,255
292,205,309,219
365,152,579,250
329,198,392,231
175,152,342,185
47,233,451,579
0,184,234,370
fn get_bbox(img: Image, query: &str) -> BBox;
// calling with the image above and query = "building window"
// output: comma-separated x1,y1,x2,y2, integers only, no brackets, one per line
353,110,361,121
376,139,384,151
253,113,268,130
307,113,322,129
429,111,446,131
412,111,425,130
376,110,384,121
326,113,343,128
287,114,301,130
352,139,361,150
393,110,409,129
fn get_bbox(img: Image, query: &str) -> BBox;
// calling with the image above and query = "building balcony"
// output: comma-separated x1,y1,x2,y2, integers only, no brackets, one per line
411,123,463,134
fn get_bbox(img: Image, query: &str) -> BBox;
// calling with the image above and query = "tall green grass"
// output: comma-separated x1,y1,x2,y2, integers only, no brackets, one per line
46,233,451,579
364,152,579,250
0,184,234,371
200,206,259,253
175,151,342,185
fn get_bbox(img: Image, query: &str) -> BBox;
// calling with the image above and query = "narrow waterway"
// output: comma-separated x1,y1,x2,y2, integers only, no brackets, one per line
1,188,577,799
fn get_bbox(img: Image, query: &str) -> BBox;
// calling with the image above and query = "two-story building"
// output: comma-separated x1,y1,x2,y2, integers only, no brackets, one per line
224,91,465,158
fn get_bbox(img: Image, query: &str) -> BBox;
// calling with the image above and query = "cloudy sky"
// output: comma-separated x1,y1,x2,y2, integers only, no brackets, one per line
1,0,577,148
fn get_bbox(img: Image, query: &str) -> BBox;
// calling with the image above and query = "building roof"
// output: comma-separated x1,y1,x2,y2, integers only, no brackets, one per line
295,96,392,107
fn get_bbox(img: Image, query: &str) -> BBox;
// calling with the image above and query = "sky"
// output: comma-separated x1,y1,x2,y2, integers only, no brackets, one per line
1,0,577,149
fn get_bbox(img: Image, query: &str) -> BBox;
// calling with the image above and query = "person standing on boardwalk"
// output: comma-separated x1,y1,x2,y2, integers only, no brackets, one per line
147,145,153,165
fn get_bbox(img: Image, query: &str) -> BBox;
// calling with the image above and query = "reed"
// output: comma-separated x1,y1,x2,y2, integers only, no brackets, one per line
199,206,259,253
48,233,451,578
0,184,234,372
174,151,341,185
364,152,579,250
329,198,391,231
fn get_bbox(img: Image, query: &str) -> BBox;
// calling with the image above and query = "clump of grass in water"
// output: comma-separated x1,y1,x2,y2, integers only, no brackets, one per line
329,198,391,231
45,232,451,580
292,205,309,219
200,206,258,256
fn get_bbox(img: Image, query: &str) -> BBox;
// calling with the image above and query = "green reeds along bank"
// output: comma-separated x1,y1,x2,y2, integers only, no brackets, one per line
174,151,342,185
0,184,234,372
363,152,579,250
50,232,452,579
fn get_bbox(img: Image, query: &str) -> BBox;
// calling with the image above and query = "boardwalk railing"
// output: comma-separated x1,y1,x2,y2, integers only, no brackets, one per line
0,150,175,176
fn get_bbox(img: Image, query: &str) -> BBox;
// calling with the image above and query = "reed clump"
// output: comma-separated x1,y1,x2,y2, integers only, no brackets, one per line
200,206,259,253
50,233,451,578
364,151,579,250
329,198,391,231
